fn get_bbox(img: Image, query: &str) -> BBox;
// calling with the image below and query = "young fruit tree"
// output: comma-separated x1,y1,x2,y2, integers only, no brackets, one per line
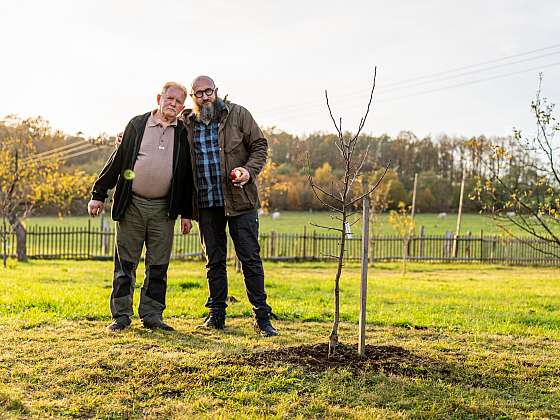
471,75,560,257
307,68,389,357
388,201,416,274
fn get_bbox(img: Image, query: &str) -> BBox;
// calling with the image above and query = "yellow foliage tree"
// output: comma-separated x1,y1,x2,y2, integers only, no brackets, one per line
257,149,287,214
0,133,95,263
388,201,416,274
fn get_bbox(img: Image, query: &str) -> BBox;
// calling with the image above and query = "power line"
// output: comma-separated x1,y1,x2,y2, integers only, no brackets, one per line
267,60,560,123
23,137,112,163
28,147,102,167
27,140,90,158
257,43,560,118
25,144,103,164
24,142,96,162
53,147,103,162
381,43,560,86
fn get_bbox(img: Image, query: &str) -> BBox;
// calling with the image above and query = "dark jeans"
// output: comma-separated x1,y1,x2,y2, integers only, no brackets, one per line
198,207,272,314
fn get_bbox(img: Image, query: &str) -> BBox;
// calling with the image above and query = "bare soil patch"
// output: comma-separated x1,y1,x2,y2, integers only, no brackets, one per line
229,343,455,378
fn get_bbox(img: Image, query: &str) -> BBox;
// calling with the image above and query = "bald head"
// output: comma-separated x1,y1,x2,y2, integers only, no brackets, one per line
191,75,215,92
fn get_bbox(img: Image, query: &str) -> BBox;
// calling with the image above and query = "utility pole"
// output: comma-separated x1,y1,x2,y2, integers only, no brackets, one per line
411,173,418,220
453,167,466,258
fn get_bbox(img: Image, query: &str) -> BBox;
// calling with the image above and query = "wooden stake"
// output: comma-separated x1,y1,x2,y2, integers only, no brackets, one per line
358,196,370,356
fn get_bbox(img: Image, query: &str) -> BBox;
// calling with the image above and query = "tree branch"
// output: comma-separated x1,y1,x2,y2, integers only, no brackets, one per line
310,222,343,233
347,162,391,207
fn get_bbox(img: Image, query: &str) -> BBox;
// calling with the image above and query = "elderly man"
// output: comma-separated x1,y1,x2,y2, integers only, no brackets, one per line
181,75,278,336
88,82,194,332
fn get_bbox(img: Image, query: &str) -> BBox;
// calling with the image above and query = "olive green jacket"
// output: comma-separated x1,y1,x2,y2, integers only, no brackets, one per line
182,101,268,220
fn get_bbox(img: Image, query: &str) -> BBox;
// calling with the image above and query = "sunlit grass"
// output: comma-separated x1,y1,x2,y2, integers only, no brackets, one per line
0,260,559,418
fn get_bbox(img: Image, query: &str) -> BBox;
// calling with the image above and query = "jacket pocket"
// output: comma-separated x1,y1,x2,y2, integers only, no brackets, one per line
230,184,254,211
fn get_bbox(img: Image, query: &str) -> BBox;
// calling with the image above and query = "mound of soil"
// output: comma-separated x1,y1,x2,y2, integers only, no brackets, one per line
231,343,449,376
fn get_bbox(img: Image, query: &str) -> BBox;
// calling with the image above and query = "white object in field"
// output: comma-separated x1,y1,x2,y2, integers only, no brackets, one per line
344,222,352,238
272,211,281,220
258,208,265,216
506,211,516,217
437,212,448,219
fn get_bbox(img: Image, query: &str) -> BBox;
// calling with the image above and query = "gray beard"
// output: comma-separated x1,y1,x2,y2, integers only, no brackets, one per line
194,102,215,125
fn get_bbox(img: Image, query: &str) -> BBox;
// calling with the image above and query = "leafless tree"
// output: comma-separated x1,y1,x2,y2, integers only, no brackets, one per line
307,67,389,357
473,74,560,257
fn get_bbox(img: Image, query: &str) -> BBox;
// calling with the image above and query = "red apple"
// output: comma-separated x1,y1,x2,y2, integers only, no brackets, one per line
230,169,242,180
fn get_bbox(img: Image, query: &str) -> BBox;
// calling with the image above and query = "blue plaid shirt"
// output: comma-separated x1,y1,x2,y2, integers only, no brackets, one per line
192,119,224,208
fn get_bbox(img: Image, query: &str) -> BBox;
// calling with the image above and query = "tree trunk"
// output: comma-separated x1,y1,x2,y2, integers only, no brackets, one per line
2,216,7,268
7,212,27,262
329,221,346,358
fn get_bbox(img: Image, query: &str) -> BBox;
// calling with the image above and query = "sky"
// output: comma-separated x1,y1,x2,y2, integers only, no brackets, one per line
1,0,559,140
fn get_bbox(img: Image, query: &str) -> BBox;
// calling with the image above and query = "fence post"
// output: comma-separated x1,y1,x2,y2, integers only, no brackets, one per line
303,225,307,260
270,231,276,258
312,230,317,260
452,233,459,258
465,231,472,259
419,225,425,258
480,229,484,262
87,219,92,259
444,230,452,259
101,211,110,256
2,217,7,267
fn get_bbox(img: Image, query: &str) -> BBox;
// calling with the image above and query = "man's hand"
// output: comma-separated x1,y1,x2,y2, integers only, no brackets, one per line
88,200,104,217
115,131,124,147
231,167,250,187
181,218,192,234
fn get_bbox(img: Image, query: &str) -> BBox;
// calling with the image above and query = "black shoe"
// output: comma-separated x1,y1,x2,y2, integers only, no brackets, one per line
106,318,130,332
196,309,225,330
254,312,279,337
143,318,175,331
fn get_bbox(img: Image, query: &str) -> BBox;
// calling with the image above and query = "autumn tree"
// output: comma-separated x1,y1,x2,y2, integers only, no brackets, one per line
472,75,560,257
0,117,97,263
257,148,284,214
388,202,416,274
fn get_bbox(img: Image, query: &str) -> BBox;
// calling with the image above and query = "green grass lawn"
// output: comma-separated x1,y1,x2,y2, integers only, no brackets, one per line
25,211,543,236
0,260,559,418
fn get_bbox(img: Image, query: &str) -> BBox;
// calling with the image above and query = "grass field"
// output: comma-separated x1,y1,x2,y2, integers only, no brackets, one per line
1,260,559,418
25,212,543,236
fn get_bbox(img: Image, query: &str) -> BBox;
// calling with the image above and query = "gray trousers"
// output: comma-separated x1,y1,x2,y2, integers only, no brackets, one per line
110,195,175,324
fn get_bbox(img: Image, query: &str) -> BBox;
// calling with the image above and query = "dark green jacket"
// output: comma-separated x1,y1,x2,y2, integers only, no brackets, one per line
182,101,268,220
91,112,194,221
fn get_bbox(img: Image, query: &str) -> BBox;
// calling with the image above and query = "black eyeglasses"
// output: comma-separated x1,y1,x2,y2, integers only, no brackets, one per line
192,88,216,98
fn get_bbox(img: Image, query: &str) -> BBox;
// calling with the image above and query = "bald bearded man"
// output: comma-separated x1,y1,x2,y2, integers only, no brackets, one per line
180,76,278,337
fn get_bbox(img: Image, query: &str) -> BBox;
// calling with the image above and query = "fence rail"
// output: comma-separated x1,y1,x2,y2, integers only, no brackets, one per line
1,223,559,266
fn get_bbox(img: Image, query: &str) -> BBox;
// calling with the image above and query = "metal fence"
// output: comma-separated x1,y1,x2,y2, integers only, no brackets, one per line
1,223,559,265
